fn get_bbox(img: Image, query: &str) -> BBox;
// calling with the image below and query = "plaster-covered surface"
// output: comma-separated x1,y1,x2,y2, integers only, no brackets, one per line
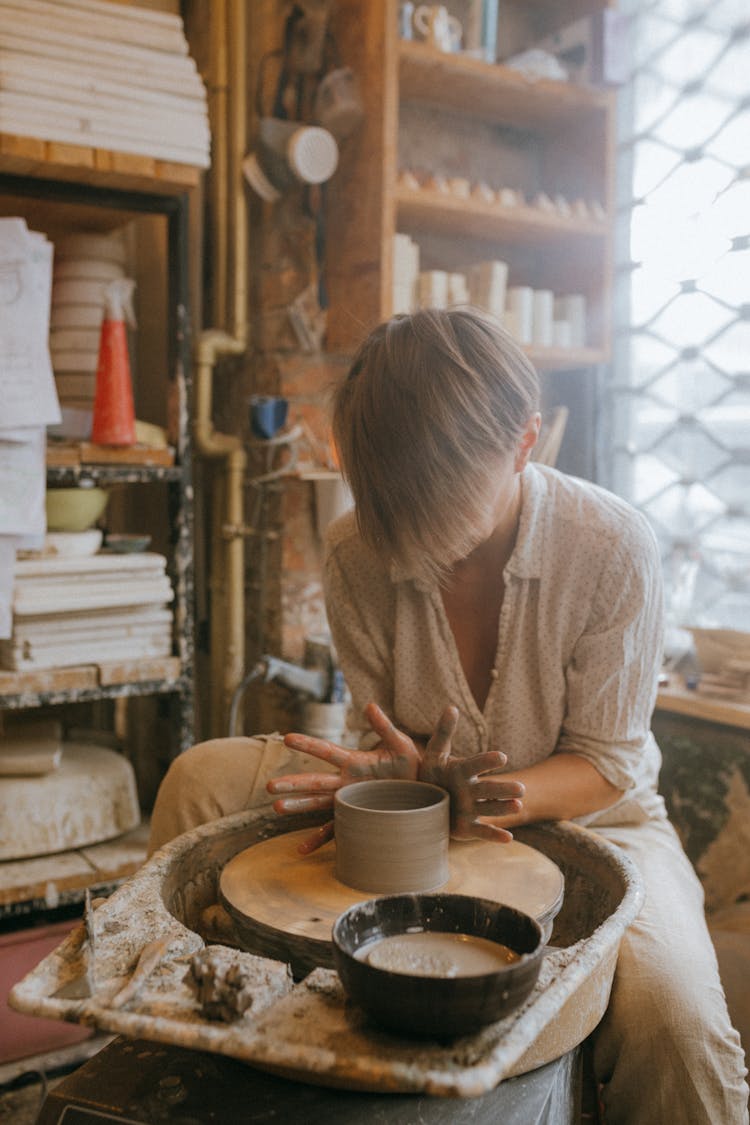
9,809,643,1097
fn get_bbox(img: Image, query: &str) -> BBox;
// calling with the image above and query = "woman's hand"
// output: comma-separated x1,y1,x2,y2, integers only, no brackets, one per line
418,706,525,843
268,702,525,853
267,702,421,853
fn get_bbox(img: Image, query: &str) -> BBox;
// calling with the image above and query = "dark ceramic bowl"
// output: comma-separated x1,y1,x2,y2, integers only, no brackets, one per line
332,893,544,1038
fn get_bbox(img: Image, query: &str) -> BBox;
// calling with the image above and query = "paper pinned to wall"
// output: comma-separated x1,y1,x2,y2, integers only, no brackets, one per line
0,427,46,538
0,537,14,639
0,217,60,429
0,218,59,639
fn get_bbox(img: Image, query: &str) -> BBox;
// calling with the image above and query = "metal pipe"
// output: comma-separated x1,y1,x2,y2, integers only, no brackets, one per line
208,0,229,328
228,0,249,344
194,332,247,733
194,0,250,735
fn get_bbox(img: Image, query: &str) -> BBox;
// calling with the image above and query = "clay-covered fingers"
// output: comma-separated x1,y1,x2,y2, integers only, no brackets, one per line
425,705,459,767
271,793,335,814
455,750,507,779
469,778,525,802
267,772,342,795
283,731,352,768
463,820,514,844
296,820,335,855
363,702,418,759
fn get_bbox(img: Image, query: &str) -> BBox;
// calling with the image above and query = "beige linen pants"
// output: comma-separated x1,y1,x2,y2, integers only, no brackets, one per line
149,737,749,1125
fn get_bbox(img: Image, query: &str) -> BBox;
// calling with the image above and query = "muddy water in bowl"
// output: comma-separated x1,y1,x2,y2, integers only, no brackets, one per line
356,931,521,976
334,779,449,894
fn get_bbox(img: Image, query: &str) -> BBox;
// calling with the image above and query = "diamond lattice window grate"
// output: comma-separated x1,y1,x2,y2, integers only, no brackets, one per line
604,1,750,631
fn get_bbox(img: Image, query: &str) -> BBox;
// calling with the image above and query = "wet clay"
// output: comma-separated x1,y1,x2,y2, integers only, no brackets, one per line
355,932,521,977
334,780,450,894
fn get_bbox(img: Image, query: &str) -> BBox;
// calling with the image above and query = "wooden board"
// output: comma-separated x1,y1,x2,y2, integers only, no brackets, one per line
0,822,148,907
0,664,98,697
0,657,179,698
98,655,179,686
0,133,200,194
46,441,175,467
221,830,564,969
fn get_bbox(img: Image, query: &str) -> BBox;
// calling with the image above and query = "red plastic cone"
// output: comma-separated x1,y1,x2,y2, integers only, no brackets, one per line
91,316,136,446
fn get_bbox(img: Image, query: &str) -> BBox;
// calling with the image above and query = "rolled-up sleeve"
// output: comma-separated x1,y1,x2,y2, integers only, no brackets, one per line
556,515,664,792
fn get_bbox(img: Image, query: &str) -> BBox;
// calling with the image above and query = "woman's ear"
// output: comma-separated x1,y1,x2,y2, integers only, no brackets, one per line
515,412,542,472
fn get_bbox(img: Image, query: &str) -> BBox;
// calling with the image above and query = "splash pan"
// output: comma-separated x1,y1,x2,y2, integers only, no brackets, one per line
10,810,643,1097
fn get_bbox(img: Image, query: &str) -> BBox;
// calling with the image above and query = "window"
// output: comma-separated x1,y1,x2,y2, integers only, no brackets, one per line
605,1,750,631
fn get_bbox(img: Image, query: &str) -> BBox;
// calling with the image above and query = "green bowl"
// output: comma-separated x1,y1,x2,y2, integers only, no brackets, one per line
46,488,109,532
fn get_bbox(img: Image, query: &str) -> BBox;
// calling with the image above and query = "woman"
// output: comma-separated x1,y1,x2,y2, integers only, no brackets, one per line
151,309,747,1123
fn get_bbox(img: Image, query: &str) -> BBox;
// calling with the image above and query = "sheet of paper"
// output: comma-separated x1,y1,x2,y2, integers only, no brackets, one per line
0,427,46,537
0,218,60,428
0,535,15,639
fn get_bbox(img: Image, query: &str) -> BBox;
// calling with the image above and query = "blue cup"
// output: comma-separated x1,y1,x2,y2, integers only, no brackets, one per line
249,395,288,439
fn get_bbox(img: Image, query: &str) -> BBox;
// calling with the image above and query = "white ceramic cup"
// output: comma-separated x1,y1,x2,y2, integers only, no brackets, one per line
413,4,462,52
334,779,450,894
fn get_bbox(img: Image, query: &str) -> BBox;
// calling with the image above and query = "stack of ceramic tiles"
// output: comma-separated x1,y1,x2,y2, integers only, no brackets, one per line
50,230,128,410
1,552,173,670
0,0,210,167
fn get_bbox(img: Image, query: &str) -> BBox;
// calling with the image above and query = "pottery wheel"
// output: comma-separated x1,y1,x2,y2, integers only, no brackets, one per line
220,829,564,966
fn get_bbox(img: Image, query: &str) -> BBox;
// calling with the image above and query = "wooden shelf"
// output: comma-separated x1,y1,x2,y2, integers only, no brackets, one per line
396,187,608,244
325,0,615,391
525,346,605,371
47,442,175,470
399,41,611,129
46,463,183,485
0,823,149,914
0,133,199,196
0,658,182,710
655,684,750,732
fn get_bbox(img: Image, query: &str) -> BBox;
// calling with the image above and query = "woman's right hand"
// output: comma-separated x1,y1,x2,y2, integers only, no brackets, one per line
267,702,422,853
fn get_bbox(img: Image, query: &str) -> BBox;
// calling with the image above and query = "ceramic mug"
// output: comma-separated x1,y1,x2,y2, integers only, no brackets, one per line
314,67,364,141
413,4,462,52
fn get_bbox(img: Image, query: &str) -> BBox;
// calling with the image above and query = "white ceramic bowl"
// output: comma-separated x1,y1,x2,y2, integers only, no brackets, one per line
44,530,103,557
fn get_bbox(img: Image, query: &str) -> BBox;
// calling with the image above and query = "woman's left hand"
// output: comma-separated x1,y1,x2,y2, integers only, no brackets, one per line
419,706,525,842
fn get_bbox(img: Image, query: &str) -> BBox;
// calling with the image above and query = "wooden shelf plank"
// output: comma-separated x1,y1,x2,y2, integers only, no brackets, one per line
0,660,182,707
46,463,183,485
655,684,750,732
396,187,607,244
46,442,175,469
0,133,199,196
399,41,611,129
525,345,606,371
0,824,148,910
0,666,99,698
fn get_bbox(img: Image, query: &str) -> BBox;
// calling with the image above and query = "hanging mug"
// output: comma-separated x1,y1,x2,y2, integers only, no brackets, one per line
413,4,462,52
314,67,365,141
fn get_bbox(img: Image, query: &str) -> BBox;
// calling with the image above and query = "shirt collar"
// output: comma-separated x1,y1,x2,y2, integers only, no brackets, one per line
504,463,545,580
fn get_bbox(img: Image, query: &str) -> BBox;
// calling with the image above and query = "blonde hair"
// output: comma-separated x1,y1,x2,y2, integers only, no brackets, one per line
332,307,540,583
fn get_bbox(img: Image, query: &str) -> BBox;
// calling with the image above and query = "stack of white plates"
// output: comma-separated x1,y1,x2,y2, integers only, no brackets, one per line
49,231,128,410
0,0,210,168
1,552,174,670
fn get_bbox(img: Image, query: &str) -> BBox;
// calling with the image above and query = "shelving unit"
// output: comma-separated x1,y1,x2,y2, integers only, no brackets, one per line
325,1,616,473
0,144,196,914
0,156,195,742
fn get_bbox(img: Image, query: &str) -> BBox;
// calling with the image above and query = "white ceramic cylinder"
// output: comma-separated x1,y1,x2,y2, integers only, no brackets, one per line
552,319,573,349
417,270,449,308
334,779,450,894
506,286,534,344
532,289,554,347
554,294,587,347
